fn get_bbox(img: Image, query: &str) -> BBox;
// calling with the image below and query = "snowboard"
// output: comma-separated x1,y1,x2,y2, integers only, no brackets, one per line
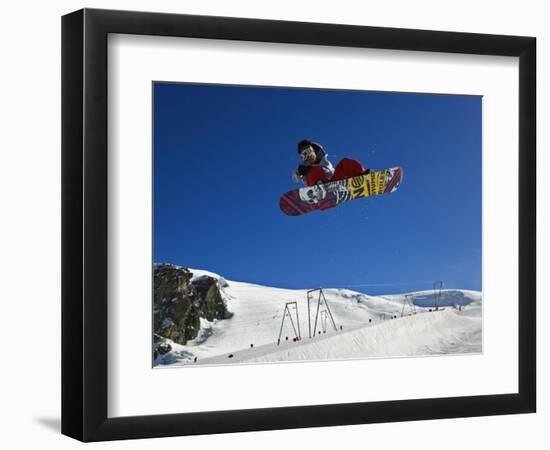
279,167,403,216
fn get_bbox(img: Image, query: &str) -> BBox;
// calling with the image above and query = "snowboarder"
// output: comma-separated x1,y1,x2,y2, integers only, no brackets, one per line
292,139,369,187
280,140,402,216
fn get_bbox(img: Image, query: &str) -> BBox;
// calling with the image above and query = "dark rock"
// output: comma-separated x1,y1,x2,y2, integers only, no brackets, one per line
192,275,233,321
153,264,231,346
153,264,200,345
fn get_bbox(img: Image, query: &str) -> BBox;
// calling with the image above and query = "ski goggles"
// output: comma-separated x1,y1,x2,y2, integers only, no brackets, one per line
300,147,315,161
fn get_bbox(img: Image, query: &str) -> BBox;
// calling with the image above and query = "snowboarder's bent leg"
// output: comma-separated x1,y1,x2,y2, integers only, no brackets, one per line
331,158,365,181
306,166,329,186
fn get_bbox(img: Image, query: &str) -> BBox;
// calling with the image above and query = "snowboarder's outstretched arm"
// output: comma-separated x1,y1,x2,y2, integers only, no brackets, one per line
292,170,303,183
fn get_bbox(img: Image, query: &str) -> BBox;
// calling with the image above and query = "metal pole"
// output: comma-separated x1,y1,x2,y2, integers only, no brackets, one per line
313,290,322,336
277,304,288,344
295,302,301,340
433,281,443,311
321,289,338,331
307,291,311,338
287,304,299,339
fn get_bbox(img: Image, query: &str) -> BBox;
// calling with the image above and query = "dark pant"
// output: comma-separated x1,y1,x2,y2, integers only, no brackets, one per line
306,158,365,186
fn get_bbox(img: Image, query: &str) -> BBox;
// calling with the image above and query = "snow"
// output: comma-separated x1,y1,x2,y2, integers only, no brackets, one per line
154,269,482,368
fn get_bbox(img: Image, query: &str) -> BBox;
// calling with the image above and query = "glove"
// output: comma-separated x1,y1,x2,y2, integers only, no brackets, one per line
297,165,309,177
292,171,302,183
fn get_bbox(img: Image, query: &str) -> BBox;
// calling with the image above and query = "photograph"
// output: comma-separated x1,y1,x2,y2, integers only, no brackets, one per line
152,82,483,367
0,0,541,446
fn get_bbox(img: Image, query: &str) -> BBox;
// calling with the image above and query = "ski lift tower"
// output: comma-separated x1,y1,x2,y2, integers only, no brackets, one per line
401,294,416,317
277,301,301,345
433,281,443,311
306,288,338,338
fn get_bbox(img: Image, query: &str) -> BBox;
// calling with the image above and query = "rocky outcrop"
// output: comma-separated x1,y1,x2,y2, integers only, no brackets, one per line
192,275,233,321
153,264,200,344
153,264,231,345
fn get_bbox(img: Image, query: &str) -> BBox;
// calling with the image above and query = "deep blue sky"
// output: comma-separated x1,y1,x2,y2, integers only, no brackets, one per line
153,82,482,294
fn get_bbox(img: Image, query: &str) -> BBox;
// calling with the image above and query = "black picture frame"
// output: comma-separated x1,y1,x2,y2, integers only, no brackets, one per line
62,8,536,442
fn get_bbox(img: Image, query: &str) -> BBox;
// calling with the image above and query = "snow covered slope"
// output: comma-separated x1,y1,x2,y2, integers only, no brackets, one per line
154,268,482,367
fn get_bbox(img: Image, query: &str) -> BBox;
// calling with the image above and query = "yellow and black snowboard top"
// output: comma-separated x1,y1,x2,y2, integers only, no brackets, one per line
280,167,403,216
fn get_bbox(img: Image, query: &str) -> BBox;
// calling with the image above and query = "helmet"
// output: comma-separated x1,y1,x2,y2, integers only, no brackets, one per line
297,139,314,154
